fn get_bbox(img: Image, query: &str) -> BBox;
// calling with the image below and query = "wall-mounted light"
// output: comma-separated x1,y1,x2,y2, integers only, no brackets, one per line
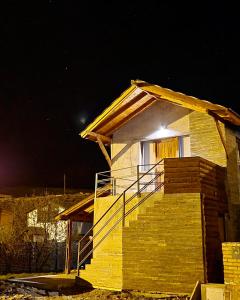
146,126,180,140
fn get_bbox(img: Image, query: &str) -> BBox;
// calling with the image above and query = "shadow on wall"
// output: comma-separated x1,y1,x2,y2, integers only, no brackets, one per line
111,142,134,165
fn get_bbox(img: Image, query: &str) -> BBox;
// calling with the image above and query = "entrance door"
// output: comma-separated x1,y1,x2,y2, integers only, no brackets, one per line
141,137,180,167
141,137,179,191
154,137,179,187
154,137,179,162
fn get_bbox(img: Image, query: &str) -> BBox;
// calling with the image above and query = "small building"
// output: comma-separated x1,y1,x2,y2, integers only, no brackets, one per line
58,80,240,293
0,192,90,273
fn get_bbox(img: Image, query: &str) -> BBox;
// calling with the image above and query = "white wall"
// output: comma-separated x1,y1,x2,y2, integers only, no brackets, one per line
110,101,191,192
111,100,191,169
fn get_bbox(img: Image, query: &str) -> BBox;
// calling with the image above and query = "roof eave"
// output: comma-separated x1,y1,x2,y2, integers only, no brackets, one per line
80,84,137,140
79,80,240,141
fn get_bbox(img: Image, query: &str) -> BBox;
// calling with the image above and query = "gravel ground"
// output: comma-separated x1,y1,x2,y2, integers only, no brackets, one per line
0,280,190,299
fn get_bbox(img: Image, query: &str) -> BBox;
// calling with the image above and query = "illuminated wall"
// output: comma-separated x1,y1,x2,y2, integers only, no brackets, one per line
111,100,191,172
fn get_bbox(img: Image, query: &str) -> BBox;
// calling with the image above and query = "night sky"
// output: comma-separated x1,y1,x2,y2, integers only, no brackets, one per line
0,1,238,189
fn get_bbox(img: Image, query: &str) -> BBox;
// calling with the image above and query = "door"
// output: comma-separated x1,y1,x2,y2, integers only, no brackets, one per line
141,137,179,191
154,137,179,188
154,137,179,161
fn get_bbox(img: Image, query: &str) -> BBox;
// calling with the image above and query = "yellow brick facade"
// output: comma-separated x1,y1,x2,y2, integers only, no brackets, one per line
222,242,240,285
79,107,240,293
80,192,205,293
122,193,204,293
189,111,240,240
79,194,147,289
189,111,227,166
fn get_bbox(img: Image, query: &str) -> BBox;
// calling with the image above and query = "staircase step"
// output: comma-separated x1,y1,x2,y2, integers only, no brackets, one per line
78,190,165,290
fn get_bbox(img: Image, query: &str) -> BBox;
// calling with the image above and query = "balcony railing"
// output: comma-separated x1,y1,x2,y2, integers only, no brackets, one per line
95,163,164,199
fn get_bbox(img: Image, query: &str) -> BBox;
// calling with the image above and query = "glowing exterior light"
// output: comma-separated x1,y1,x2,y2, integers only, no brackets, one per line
146,126,180,140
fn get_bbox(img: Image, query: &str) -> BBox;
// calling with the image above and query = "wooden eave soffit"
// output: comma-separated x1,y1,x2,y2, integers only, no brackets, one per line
96,136,111,168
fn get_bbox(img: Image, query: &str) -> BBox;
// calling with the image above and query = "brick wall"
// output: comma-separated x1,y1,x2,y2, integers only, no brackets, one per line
189,111,226,167
222,242,240,284
80,193,206,293
122,193,205,293
189,112,240,241
80,195,123,290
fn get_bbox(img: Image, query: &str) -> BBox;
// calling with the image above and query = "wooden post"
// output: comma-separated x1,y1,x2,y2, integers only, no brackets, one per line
214,118,229,159
96,136,112,168
64,219,72,274
77,238,81,277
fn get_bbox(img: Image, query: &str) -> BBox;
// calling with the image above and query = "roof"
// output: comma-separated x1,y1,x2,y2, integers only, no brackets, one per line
80,80,240,143
55,184,111,221
55,193,94,221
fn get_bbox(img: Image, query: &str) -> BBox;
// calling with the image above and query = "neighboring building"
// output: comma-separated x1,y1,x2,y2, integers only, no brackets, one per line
27,201,66,243
57,80,240,293
0,192,90,273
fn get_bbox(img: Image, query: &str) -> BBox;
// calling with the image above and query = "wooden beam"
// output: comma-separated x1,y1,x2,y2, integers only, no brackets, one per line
86,131,111,144
107,98,156,136
69,212,93,222
213,117,229,159
97,136,111,168
90,92,146,132
64,219,72,274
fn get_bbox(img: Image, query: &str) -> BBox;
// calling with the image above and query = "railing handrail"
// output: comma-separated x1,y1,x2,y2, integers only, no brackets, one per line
97,165,138,175
97,162,163,175
78,176,164,269
77,159,164,274
78,170,164,261
78,159,164,247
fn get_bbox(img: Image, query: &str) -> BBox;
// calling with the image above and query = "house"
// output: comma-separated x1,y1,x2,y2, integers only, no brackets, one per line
57,80,240,293
0,192,90,273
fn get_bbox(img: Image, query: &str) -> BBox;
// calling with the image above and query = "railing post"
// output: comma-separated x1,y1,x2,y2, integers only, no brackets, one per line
94,173,98,202
111,177,116,196
122,192,125,227
110,177,113,195
137,165,141,197
64,219,72,274
113,177,116,196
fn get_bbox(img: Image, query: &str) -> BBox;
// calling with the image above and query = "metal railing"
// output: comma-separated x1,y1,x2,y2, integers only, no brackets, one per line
95,166,137,197
95,163,164,198
77,159,164,276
